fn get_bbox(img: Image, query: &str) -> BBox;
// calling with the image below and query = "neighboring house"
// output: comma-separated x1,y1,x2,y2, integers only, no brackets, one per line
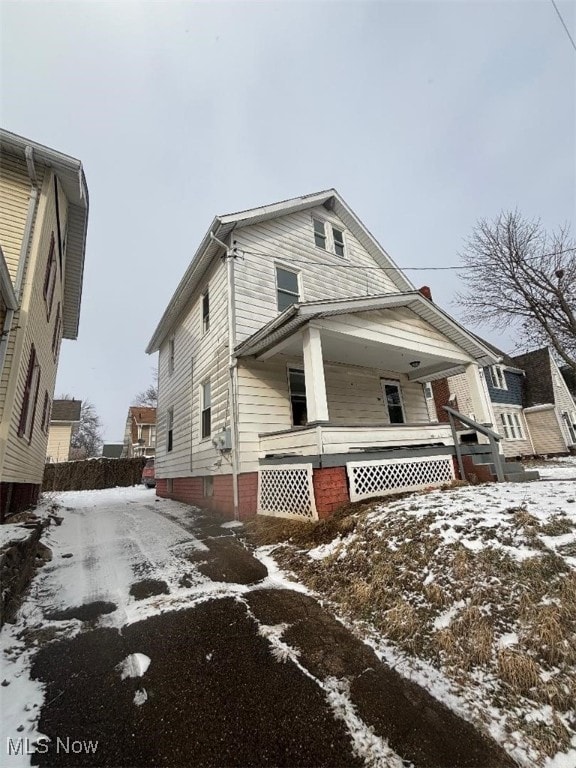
436,344,576,459
122,406,156,458
0,130,89,519
512,348,576,454
434,344,534,459
46,399,82,462
102,444,124,459
146,189,512,522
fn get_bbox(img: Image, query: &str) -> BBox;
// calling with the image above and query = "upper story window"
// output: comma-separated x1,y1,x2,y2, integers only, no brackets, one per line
168,337,175,375
52,303,62,359
201,381,211,438
41,391,51,433
43,233,57,320
332,227,345,257
313,218,327,249
18,345,41,440
202,290,210,333
490,365,507,390
276,266,300,312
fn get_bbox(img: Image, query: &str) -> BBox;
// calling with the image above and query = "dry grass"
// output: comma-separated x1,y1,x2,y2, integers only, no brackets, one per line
497,649,540,693
433,606,494,670
540,514,575,536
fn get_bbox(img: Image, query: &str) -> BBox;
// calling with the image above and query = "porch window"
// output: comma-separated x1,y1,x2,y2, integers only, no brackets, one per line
490,365,507,390
288,368,308,426
201,381,211,438
166,407,174,452
313,218,326,249
276,266,299,312
381,379,405,424
332,227,345,257
500,412,523,440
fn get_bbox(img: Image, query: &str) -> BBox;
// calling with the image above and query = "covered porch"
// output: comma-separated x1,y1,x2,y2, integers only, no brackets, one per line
235,292,500,518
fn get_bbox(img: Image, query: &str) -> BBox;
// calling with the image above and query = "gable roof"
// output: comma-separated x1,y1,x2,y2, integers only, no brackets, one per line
51,399,82,422
129,406,156,425
146,189,414,353
0,129,89,340
235,292,500,368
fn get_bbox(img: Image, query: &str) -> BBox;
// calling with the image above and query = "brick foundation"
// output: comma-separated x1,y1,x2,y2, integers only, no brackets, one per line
312,466,350,519
0,482,41,523
460,455,495,483
156,472,258,521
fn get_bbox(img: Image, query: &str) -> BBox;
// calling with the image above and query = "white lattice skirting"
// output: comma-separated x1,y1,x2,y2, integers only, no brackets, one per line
258,464,317,520
347,456,455,502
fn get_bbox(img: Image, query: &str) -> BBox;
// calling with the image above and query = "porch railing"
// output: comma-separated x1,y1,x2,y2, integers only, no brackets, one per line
442,405,504,482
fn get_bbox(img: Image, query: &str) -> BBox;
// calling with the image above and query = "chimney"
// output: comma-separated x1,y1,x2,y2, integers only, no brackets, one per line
419,285,432,301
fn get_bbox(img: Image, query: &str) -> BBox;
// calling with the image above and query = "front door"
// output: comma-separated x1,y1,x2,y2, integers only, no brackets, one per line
381,379,406,424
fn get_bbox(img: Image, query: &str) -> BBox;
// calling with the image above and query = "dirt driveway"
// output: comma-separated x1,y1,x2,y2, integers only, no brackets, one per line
1,487,516,767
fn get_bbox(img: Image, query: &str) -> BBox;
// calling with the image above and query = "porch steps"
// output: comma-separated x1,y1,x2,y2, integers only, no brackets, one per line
469,455,540,483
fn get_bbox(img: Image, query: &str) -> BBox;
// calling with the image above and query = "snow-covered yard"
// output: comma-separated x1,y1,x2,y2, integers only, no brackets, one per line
256,458,576,768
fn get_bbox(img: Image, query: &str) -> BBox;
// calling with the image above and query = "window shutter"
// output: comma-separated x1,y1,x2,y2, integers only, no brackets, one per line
18,346,37,437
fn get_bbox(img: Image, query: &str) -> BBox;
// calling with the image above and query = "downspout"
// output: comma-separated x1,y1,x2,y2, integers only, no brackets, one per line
0,146,38,380
210,231,240,521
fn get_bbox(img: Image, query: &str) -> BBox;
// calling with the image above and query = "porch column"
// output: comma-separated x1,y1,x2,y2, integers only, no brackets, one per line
465,364,495,443
302,326,329,423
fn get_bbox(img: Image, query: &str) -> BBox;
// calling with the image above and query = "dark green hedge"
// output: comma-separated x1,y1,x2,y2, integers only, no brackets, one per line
43,457,147,492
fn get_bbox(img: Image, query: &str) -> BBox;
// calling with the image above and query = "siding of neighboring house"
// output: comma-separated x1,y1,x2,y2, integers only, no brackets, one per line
485,368,524,405
46,424,73,462
0,166,67,485
236,356,431,473
491,405,533,457
524,406,567,455
155,257,229,479
233,207,401,345
550,356,576,447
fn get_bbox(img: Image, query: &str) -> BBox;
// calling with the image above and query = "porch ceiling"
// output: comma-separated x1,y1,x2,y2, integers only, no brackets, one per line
262,327,466,380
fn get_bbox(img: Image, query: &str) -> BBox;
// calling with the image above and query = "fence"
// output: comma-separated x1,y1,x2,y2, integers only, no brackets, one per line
43,457,146,492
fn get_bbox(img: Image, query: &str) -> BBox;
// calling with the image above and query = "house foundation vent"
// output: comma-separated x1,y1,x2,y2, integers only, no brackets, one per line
258,464,317,520
347,456,454,502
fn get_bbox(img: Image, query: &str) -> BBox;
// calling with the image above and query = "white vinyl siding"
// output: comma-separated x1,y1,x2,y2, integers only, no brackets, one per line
236,356,430,473
233,207,399,344
155,257,229,479
523,406,567,455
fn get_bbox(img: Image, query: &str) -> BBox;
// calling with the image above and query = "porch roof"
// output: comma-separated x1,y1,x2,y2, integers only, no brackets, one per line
234,291,500,370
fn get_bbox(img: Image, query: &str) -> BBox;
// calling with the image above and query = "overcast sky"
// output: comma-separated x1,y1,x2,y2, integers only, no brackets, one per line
1,0,574,442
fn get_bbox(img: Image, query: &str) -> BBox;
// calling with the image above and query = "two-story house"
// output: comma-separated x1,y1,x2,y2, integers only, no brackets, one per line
122,406,157,458
147,190,503,521
0,130,89,519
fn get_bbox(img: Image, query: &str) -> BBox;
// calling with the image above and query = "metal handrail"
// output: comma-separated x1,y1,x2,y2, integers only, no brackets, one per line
443,405,504,482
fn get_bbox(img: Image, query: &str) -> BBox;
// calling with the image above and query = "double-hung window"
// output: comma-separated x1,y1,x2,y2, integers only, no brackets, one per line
52,304,62,359
43,233,57,320
41,391,51,433
201,381,211,438
18,345,41,439
381,379,405,424
500,412,523,440
168,338,175,375
332,227,345,257
313,218,326,249
166,407,174,452
490,365,507,390
276,266,299,312
202,290,210,333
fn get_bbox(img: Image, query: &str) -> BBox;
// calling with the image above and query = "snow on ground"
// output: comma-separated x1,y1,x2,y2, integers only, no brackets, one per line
266,464,576,768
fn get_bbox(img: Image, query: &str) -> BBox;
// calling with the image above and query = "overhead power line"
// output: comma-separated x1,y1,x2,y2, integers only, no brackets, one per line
550,0,576,52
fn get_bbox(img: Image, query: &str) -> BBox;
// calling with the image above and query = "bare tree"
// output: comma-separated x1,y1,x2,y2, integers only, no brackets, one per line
456,211,576,374
133,367,158,407
60,395,104,459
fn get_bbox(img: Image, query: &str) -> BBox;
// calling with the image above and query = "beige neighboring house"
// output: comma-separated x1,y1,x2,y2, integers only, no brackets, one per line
46,399,82,463
0,130,88,519
122,406,156,458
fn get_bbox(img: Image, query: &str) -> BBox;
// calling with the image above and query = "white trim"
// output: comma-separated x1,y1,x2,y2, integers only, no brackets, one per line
257,463,318,520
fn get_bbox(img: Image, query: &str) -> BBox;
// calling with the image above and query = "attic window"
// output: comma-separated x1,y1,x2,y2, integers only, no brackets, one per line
313,219,326,249
490,365,507,390
332,227,345,257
